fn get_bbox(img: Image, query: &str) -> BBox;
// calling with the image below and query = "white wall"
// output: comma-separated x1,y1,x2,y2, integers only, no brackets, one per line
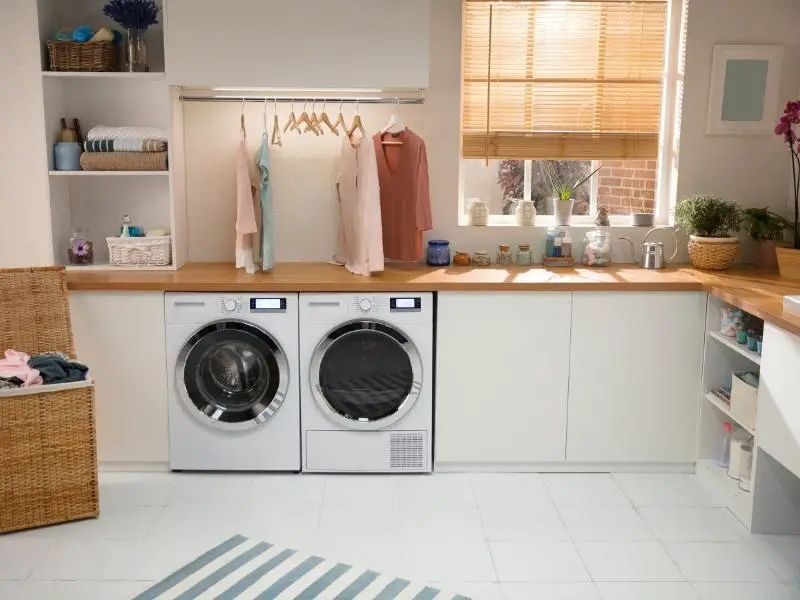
0,1,53,267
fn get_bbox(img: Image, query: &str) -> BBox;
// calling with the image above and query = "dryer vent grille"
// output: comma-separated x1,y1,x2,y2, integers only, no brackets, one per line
389,432,425,469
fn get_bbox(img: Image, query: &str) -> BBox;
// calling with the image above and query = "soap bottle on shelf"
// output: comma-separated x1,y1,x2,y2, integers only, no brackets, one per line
120,214,131,237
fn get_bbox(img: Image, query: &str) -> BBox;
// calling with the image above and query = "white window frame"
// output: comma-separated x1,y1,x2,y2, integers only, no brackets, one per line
458,0,687,228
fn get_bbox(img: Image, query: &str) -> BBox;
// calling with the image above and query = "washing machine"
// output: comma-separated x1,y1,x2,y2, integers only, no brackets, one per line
165,293,300,471
300,293,433,473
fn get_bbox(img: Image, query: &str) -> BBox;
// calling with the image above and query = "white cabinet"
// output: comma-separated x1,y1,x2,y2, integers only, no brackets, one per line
435,292,571,465
69,292,169,465
567,292,706,464
757,323,800,479
164,0,431,88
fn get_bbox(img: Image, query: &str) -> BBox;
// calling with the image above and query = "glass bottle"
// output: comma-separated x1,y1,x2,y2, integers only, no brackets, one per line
516,243,532,266
582,229,612,266
496,244,513,266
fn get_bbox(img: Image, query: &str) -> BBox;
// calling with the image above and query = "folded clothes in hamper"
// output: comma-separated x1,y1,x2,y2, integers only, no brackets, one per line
80,151,168,171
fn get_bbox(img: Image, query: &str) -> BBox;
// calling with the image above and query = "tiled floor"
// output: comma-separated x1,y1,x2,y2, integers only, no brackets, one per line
1,472,799,599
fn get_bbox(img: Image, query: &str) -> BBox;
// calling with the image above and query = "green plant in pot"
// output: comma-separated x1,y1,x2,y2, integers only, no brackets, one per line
546,162,602,226
742,208,793,269
774,100,800,279
674,194,742,270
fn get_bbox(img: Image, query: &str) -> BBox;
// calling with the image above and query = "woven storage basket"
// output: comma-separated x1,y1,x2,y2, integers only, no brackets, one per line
107,235,172,266
80,151,168,172
687,236,739,270
0,267,98,533
46,40,118,72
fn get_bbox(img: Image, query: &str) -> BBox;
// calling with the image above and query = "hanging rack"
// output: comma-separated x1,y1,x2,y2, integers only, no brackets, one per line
179,94,425,105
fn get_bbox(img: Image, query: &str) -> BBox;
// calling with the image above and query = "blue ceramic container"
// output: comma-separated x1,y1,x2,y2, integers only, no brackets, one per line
54,142,82,171
426,240,451,266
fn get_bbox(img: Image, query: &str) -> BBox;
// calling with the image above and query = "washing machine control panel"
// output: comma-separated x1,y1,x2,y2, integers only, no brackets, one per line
218,297,242,313
390,297,422,312
249,297,288,313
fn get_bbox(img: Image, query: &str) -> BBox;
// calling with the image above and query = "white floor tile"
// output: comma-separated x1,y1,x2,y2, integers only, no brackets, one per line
576,542,685,582
131,534,239,581
543,474,632,507
559,504,654,541
396,538,498,582
245,473,326,507
235,503,320,549
502,582,602,599
12,580,153,600
692,582,800,600
638,507,743,542
489,541,590,582
321,475,404,507
596,582,699,600
29,539,145,581
0,583,22,598
145,503,240,542
470,473,551,508
0,537,52,580
396,474,477,510
401,505,485,542
317,502,402,539
98,472,172,509
481,502,571,542
429,581,505,600
613,474,722,507
167,473,253,509
664,542,778,583
744,535,800,582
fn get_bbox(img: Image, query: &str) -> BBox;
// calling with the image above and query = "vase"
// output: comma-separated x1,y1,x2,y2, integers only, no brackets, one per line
553,198,574,226
125,28,148,72
468,198,489,226
776,247,800,279
687,236,739,270
754,240,786,270
514,199,536,226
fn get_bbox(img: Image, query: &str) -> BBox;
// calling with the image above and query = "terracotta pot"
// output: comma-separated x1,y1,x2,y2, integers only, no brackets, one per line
753,240,786,270
776,247,800,280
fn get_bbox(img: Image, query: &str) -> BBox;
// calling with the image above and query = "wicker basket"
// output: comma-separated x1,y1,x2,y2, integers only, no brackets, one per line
687,236,739,270
0,267,98,533
80,151,168,172
46,40,118,72
107,235,172,267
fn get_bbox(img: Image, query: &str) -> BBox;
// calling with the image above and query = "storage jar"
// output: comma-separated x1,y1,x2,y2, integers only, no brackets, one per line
472,250,490,267
582,229,612,266
514,199,536,226
453,251,472,267
54,142,82,171
516,244,532,266
68,230,94,265
468,199,489,226
496,244,513,266
426,240,451,266
720,307,745,337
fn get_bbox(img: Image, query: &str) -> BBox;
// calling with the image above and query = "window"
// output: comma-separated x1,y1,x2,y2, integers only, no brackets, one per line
460,0,686,224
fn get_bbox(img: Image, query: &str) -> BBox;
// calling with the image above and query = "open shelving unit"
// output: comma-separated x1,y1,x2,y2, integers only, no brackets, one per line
37,0,186,270
707,330,761,365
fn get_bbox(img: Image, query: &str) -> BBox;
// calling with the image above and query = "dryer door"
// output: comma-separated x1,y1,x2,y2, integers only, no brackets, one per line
310,320,422,430
177,320,289,430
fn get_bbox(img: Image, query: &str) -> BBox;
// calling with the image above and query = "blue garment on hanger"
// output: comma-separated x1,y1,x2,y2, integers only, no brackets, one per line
256,132,274,271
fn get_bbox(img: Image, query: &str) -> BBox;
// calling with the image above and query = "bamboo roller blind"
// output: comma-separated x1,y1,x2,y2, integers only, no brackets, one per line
462,0,668,160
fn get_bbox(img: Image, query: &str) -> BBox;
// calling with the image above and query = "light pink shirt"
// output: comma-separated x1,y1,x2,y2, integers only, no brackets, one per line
333,129,384,276
235,125,259,274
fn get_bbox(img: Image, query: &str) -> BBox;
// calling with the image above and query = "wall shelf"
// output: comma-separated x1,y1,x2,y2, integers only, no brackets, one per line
49,171,169,177
704,392,756,437
42,71,165,80
708,331,761,366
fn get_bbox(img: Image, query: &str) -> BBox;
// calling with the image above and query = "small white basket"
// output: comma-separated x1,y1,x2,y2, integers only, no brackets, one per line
106,236,172,267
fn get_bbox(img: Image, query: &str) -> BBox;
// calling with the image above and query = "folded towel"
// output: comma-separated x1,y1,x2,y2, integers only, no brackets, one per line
87,126,168,142
85,139,167,153
80,151,168,171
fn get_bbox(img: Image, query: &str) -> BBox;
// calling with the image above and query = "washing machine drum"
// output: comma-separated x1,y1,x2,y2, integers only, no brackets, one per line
311,320,422,429
178,321,289,429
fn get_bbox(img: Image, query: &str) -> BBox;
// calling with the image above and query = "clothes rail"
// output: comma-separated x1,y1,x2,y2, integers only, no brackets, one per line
179,95,425,105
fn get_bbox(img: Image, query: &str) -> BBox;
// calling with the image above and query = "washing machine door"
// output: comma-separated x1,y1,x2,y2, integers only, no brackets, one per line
177,320,289,430
310,319,422,430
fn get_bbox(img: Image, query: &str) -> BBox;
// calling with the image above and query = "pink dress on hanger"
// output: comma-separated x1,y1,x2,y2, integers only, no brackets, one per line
235,123,259,273
333,129,384,276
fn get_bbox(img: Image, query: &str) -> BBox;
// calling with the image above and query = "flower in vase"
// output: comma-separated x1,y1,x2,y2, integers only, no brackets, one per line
103,0,160,31
72,239,90,257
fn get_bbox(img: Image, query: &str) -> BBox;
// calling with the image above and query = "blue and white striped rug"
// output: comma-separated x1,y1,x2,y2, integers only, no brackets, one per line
133,534,472,599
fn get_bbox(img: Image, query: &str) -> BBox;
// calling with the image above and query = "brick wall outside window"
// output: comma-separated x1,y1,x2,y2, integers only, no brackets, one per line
595,160,658,215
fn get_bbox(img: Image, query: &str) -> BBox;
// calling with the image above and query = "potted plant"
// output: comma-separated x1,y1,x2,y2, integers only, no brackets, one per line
774,101,800,279
742,208,792,269
547,162,602,226
674,194,742,270
103,0,159,72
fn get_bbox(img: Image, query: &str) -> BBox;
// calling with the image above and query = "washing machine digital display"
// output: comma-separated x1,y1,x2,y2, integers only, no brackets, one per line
390,297,421,311
250,298,287,312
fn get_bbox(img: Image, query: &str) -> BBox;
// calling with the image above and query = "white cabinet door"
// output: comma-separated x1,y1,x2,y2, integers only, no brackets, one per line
69,292,169,464
567,292,706,464
165,0,430,88
435,292,571,465
757,324,800,479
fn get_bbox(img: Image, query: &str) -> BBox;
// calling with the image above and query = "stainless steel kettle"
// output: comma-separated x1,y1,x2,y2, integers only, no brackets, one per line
619,226,678,269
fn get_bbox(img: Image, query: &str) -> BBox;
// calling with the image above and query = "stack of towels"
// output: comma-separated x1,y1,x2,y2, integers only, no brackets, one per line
80,126,169,171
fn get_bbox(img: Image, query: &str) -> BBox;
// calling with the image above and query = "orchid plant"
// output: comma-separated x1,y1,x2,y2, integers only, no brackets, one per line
774,101,800,249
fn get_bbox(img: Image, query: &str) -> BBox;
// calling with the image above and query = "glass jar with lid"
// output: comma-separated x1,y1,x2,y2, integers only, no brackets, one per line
582,229,612,266
516,243,532,266
472,250,491,267
496,244,513,266
68,229,94,265
426,240,451,266
453,251,472,266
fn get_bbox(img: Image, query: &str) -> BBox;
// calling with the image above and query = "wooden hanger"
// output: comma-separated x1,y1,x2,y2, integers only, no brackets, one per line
319,100,338,135
283,101,298,133
296,102,318,136
305,99,322,135
270,98,282,147
380,97,404,146
240,97,246,133
333,99,347,134
347,99,366,138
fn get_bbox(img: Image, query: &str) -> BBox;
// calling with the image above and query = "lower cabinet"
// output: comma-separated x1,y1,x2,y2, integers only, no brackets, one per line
435,292,572,465
69,291,169,464
567,292,706,464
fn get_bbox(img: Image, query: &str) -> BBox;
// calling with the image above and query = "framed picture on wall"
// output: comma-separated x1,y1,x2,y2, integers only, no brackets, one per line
706,44,784,135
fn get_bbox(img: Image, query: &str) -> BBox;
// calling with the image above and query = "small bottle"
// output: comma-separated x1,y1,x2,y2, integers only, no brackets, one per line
496,244,513,266
563,235,573,258
120,214,131,237
517,244,532,266
554,237,563,258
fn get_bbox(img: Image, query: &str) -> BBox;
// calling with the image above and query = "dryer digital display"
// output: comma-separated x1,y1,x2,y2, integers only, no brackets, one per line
250,298,287,312
390,297,421,311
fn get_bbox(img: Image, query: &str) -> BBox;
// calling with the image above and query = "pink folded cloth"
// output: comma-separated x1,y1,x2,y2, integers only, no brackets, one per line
0,349,42,387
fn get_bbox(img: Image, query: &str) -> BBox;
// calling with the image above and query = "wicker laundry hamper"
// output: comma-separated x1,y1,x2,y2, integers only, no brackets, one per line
0,266,98,533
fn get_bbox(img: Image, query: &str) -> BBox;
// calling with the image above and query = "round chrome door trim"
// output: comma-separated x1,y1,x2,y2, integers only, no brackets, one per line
176,319,289,431
309,319,423,431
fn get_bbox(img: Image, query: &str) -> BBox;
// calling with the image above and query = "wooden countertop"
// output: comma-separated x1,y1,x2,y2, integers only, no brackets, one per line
66,262,800,336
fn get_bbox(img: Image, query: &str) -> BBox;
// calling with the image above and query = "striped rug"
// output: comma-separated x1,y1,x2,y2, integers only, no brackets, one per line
133,534,472,599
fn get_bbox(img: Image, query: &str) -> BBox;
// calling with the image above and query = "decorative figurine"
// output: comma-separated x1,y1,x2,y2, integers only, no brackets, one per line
594,206,610,227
